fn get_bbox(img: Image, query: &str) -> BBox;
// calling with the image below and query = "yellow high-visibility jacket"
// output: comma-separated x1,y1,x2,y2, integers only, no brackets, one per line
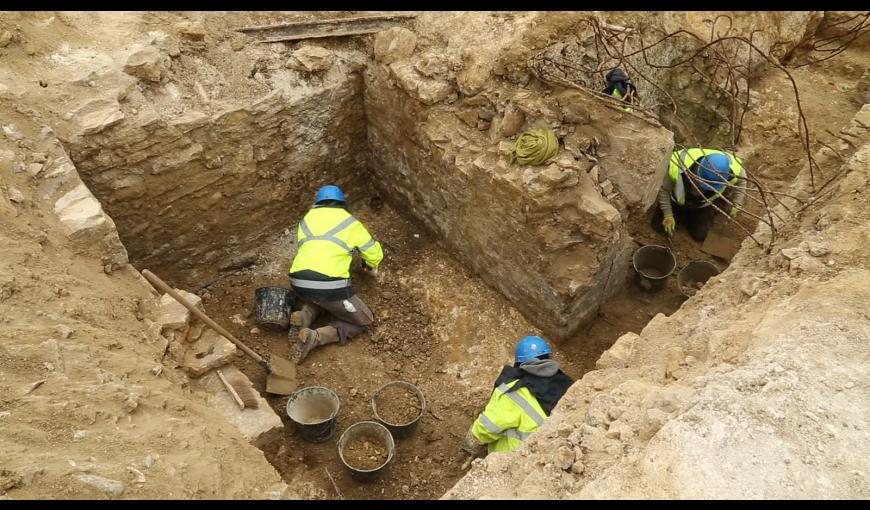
289,206,383,280
611,87,634,112
471,379,549,454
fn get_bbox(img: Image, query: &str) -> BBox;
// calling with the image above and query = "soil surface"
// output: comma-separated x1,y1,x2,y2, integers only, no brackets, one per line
196,199,586,499
342,436,390,471
193,187,747,499
375,385,423,425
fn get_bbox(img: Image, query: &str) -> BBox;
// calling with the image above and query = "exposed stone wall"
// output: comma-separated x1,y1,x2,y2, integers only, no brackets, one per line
59,75,367,288
364,59,673,339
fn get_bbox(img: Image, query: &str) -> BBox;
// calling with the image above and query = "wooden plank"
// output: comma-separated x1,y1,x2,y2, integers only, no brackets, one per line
238,13,416,43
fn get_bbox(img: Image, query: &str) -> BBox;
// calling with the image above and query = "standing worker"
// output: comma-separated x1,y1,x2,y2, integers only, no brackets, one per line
602,67,640,112
287,185,383,365
653,148,747,242
460,336,574,457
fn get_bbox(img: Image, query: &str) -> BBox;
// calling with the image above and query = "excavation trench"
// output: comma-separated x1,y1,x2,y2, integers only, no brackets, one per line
58,45,744,500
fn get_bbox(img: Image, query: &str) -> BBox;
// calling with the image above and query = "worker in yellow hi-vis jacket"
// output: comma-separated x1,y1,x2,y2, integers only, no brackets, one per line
602,68,640,112
288,185,384,365
461,336,574,456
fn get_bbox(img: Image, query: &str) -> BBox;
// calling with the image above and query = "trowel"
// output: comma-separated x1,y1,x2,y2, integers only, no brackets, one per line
142,269,297,395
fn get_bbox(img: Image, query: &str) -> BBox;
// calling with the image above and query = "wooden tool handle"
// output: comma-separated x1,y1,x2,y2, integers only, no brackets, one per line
217,369,245,409
141,269,266,365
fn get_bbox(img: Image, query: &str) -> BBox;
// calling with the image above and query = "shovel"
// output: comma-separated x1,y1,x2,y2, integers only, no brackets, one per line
142,269,297,395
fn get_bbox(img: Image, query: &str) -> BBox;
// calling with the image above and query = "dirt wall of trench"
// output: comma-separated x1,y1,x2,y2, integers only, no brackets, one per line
1,109,295,499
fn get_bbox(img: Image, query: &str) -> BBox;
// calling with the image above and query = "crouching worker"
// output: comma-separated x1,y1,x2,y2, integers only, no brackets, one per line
288,185,383,365
460,336,574,457
653,148,747,242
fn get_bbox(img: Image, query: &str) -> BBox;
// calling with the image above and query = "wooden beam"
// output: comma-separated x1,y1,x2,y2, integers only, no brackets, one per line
238,13,416,43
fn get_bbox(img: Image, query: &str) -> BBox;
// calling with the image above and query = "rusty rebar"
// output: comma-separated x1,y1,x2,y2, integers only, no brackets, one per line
524,14,860,251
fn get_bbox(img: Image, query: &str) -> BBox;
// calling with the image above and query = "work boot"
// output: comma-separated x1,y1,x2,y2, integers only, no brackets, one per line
292,328,320,365
290,309,312,328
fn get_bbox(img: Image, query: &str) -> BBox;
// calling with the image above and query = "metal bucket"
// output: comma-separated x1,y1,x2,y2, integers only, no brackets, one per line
254,286,295,330
677,261,720,298
371,381,426,439
285,386,340,443
632,245,676,293
337,421,396,482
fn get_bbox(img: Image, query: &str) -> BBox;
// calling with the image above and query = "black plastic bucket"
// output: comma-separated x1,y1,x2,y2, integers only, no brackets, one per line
285,386,340,443
254,287,295,330
632,245,676,293
677,261,720,298
337,421,396,482
371,381,426,439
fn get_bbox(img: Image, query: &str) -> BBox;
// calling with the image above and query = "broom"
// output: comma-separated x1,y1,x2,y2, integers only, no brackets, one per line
216,367,260,410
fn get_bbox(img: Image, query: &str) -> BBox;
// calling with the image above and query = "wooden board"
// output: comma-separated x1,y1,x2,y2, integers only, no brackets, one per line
238,13,416,43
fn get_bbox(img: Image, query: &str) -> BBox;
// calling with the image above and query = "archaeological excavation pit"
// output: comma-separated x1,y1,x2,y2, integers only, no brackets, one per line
39,12,773,500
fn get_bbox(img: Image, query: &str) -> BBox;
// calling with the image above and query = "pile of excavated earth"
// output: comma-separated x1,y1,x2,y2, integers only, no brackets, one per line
1,11,868,500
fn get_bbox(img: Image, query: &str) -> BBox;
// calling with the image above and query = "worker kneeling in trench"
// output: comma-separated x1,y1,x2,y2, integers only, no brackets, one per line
461,336,574,457
287,185,383,365
652,149,748,242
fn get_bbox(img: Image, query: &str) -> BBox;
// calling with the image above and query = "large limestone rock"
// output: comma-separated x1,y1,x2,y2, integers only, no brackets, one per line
194,365,283,448
374,27,417,64
286,45,334,73
122,46,166,82
73,99,125,136
182,330,237,377
52,179,129,270
390,63,454,106
157,290,201,334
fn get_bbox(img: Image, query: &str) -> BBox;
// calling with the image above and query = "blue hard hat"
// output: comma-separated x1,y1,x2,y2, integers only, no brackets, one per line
695,153,732,193
314,185,346,204
514,335,552,364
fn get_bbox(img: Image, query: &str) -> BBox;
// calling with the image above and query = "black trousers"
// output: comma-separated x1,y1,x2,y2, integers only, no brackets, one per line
651,200,722,242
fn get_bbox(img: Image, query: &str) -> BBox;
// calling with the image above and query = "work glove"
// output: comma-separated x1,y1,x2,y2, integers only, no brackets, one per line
662,214,676,235
729,205,739,218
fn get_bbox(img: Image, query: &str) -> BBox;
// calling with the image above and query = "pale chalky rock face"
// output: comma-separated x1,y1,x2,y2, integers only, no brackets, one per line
52,180,129,270
73,99,125,136
75,474,125,497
